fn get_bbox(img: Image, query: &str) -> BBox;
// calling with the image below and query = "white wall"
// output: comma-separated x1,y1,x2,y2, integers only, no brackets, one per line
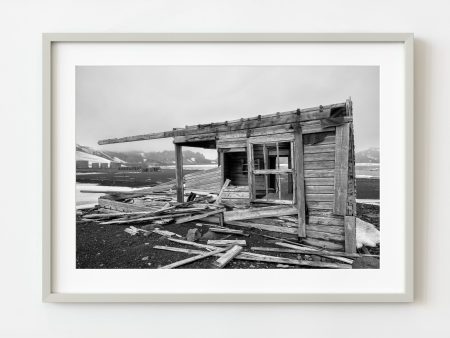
0,0,448,336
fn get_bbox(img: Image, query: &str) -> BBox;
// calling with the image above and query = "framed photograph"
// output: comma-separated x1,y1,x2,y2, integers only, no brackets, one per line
43,33,413,302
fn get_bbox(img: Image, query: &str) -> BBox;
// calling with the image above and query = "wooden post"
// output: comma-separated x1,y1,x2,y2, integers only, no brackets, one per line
263,144,269,197
219,150,225,184
333,124,350,215
293,125,306,238
344,216,357,253
175,143,184,203
247,142,255,201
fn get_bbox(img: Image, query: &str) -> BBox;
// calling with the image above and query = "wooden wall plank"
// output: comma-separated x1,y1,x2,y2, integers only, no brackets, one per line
306,224,345,235
308,215,344,226
304,169,335,178
304,144,335,154
306,230,345,242
333,123,350,215
304,152,335,162
304,160,335,170
305,185,334,194
247,133,294,144
306,201,334,210
304,177,334,186
305,194,334,202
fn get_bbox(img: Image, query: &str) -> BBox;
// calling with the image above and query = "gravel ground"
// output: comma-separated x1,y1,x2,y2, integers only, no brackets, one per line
76,203,379,269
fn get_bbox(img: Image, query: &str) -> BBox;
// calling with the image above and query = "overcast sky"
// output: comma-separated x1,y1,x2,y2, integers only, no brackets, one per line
76,66,379,159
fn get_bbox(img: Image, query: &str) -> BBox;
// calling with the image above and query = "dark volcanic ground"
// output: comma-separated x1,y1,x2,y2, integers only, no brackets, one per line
76,203,379,269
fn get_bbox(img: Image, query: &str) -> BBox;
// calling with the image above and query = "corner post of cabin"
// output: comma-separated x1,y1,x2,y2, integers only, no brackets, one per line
337,99,357,253
293,124,306,238
174,143,184,202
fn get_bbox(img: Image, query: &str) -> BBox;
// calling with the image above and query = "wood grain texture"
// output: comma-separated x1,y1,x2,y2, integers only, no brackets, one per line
294,126,307,237
344,216,357,253
226,220,298,234
159,246,228,269
212,245,244,268
224,206,298,222
175,144,184,202
302,238,344,251
333,124,350,215
303,152,335,162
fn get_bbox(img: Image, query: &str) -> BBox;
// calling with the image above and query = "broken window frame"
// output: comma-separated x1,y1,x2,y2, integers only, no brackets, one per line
247,138,296,205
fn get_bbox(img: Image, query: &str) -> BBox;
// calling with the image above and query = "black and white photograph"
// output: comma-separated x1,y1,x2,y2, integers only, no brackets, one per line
75,65,380,269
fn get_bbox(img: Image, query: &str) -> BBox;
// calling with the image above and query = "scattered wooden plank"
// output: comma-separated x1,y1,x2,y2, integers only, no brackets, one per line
159,246,229,269
251,247,304,254
212,245,244,268
237,251,351,268
167,237,219,251
207,240,247,246
274,242,353,264
215,179,231,205
98,198,157,213
99,213,182,225
152,229,183,238
224,206,298,222
175,208,224,224
209,227,248,236
226,220,298,235
154,246,351,269
302,238,344,251
250,246,376,259
124,226,149,236
154,245,206,256
82,211,150,219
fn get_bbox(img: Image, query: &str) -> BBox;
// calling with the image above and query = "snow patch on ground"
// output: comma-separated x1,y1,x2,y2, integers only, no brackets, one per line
356,199,380,206
76,151,111,164
356,218,380,248
75,183,136,206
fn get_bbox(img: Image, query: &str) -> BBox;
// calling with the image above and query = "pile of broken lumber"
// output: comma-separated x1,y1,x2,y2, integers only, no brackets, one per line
78,175,379,269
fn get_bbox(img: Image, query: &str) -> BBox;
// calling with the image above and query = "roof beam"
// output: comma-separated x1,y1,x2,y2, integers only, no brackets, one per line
98,102,347,145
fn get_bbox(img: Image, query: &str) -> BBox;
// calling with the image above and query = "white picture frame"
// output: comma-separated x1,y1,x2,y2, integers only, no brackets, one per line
43,33,414,302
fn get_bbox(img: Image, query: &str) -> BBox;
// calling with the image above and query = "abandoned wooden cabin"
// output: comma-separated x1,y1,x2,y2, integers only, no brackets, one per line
98,99,357,253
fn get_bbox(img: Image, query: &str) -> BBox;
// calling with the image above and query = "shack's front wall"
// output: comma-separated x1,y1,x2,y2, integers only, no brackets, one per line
216,126,348,251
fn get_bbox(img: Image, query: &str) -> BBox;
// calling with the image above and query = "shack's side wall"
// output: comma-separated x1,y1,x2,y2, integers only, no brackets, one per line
302,129,346,251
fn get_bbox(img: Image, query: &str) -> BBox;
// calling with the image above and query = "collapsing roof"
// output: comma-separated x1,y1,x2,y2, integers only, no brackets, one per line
98,99,357,253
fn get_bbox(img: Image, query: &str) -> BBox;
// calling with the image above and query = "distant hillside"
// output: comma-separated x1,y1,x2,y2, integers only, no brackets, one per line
355,147,379,163
76,144,215,165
